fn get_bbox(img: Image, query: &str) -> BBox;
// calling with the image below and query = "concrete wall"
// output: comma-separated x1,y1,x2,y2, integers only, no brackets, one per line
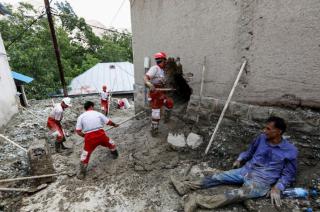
0,33,18,128
131,0,320,111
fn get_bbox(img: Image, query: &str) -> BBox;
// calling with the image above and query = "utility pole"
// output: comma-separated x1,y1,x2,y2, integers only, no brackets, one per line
44,0,68,96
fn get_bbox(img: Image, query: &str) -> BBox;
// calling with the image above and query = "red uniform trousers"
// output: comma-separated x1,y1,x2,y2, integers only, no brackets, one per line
101,99,109,114
47,117,64,142
80,129,116,164
149,90,174,110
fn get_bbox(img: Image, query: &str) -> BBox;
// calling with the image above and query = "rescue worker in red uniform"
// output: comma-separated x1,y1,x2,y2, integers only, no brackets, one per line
144,52,174,136
100,85,109,116
47,97,72,153
75,101,119,179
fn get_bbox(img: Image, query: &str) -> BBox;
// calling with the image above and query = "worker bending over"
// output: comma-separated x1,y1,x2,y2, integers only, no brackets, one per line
47,97,72,153
75,101,119,179
171,116,298,212
144,52,174,136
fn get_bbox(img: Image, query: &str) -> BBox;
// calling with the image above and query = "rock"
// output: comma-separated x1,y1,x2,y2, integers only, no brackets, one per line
167,133,186,150
186,133,203,149
27,139,55,185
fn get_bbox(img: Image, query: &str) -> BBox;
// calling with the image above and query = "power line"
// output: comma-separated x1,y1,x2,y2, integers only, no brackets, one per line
109,0,126,27
6,12,46,49
51,11,130,35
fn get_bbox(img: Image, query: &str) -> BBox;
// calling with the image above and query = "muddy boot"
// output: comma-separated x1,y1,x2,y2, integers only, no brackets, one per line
77,163,87,180
164,109,171,123
60,141,70,150
184,194,198,212
151,123,159,137
171,176,191,196
54,142,61,153
110,149,119,159
195,194,230,209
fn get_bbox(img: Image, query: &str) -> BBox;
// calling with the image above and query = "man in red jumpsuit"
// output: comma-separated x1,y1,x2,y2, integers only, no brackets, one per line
144,52,174,136
47,97,72,153
75,101,119,179
100,85,109,116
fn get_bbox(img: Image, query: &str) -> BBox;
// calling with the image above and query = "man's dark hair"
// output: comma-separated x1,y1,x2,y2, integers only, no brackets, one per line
266,116,286,134
84,101,94,110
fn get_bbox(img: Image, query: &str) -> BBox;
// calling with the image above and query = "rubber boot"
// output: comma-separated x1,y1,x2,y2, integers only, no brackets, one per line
77,163,87,180
55,142,61,153
164,109,172,123
60,141,69,150
184,194,198,212
110,149,119,159
151,123,159,137
171,176,202,196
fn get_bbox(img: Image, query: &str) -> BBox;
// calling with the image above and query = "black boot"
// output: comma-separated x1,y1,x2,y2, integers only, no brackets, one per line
77,163,87,180
55,142,61,153
164,109,172,123
110,149,119,159
151,123,159,137
61,142,69,150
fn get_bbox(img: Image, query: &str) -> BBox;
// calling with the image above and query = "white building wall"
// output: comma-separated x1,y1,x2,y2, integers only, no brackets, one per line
0,33,18,128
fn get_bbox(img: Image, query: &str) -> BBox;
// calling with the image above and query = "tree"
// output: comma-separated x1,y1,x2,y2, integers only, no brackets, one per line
0,1,133,99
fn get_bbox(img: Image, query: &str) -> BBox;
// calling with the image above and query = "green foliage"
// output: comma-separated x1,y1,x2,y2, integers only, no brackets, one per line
0,1,132,99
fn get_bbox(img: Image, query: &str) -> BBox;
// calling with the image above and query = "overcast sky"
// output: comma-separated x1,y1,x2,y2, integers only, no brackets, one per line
1,0,132,31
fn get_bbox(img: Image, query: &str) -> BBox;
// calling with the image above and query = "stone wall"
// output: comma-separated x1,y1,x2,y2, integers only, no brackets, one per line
0,34,18,128
186,94,320,136
131,0,320,110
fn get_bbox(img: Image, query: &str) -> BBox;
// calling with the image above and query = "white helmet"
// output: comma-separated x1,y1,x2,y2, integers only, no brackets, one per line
62,97,72,107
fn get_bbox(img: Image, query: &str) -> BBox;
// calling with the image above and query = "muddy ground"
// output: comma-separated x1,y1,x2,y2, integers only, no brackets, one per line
1,95,320,211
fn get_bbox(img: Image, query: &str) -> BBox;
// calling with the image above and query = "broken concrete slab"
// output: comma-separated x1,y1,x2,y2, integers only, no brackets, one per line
186,133,203,149
167,133,186,150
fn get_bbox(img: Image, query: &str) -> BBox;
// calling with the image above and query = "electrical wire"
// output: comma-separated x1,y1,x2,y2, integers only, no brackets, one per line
51,11,129,35
109,0,126,27
6,11,46,49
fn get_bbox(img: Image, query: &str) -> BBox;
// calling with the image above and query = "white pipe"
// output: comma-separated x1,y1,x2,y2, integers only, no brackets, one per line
204,60,247,155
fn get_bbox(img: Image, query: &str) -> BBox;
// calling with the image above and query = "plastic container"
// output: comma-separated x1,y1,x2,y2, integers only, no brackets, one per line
282,188,309,199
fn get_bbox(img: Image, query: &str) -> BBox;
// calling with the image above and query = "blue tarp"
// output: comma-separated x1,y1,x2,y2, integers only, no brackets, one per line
11,71,34,84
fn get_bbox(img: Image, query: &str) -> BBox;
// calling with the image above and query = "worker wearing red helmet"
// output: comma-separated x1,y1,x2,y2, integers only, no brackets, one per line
144,52,174,136
100,85,109,116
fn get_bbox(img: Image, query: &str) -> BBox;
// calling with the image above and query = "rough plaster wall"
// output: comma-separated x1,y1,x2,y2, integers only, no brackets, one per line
242,0,320,108
131,0,320,110
0,34,18,128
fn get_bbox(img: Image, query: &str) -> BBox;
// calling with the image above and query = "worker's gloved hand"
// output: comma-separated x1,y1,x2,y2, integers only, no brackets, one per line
149,84,155,91
145,81,155,91
232,160,241,169
269,186,282,207
113,123,119,127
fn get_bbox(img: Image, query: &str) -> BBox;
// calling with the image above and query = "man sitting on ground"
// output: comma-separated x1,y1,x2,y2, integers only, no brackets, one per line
171,116,298,212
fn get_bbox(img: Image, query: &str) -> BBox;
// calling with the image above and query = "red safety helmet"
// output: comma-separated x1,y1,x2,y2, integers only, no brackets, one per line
154,52,167,59
102,85,107,89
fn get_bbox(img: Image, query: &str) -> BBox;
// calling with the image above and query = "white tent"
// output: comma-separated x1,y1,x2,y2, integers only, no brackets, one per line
69,62,134,95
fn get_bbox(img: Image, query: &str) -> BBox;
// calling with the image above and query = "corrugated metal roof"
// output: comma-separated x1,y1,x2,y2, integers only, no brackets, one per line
11,71,34,84
69,62,134,95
